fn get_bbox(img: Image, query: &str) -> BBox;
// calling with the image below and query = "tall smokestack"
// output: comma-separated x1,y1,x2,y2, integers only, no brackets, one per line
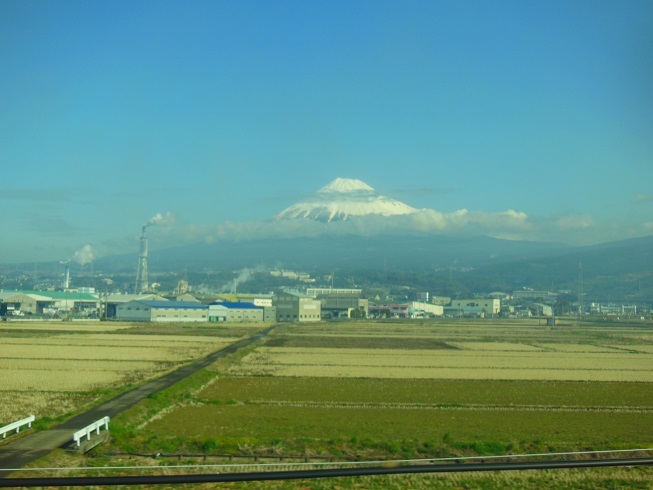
59,260,71,290
135,226,149,294
64,263,70,290
135,212,172,294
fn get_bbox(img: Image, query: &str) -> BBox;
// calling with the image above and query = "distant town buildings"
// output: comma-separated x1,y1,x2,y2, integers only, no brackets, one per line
0,283,647,323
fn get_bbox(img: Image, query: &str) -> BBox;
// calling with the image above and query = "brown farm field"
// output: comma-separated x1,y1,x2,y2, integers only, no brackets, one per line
0,321,260,423
6,319,653,489
108,320,653,456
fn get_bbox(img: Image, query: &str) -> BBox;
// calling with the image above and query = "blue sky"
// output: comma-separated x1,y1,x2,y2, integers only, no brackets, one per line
1,0,652,263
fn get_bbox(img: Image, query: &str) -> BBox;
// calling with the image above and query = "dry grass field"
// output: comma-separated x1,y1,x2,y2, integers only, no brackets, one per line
227,320,653,382
0,321,257,423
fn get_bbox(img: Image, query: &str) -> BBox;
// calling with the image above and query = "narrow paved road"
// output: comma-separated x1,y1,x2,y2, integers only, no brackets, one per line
0,324,278,477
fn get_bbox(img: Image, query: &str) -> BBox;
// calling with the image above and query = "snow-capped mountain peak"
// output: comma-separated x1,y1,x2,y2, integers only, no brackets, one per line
318,178,375,193
275,178,418,222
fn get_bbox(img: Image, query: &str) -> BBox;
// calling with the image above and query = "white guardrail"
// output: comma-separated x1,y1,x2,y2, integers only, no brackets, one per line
1,415,35,439
73,416,110,446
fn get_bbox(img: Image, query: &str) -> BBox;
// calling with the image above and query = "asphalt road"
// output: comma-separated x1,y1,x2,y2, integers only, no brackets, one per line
0,323,278,477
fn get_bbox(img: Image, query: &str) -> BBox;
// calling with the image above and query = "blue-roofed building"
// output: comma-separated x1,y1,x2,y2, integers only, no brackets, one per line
209,301,272,323
116,300,209,322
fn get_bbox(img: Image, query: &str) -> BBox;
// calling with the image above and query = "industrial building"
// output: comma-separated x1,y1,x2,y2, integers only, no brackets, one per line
512,290,558,301
314,291,369,319
0,290,100,317
104,293,168,319
115,300,209,322
1,292,49,315
208,301,271,323
273,291,321,322
370,301,443,318
447,299,501,317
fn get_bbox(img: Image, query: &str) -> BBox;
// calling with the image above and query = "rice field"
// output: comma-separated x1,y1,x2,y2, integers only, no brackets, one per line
200,377,653,408
0,392,99,424
5,318,642,490
228,343,653,382
147,403,651,447
0,322,251,423
127,320,653,464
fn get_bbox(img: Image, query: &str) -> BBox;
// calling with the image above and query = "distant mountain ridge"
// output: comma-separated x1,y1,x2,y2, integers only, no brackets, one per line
91,176,653,301
94,234,653,303
144,233,570,271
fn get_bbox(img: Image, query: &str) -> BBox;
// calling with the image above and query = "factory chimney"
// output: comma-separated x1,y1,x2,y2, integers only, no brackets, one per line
135,226,149,294
59,260,71,290
63,263,70,290
135,212,172,294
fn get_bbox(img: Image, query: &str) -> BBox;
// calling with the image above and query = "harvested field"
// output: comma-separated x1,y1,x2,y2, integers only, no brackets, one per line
448,342,546,351
0,359,168,372
265,336,458,350
0,344,215,361
0,322,255,422
0,392,99,424
0,368,129,392
232,364,653,381
1,334,242,347
229,345,653,382
131,322,653,459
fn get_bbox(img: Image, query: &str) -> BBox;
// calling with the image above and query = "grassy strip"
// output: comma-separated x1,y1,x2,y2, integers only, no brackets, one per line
199,377,653,408
145,404,652,453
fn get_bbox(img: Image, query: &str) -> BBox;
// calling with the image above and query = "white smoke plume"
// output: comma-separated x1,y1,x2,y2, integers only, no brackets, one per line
223,267,265,294
72,244,95,265
143,212,175,230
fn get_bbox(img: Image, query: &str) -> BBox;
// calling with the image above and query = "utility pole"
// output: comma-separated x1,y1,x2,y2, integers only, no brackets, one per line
578,261,583,319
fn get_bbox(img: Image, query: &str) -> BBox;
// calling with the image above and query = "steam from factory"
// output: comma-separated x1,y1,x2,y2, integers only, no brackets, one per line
61,245,96,290
135,213,173,294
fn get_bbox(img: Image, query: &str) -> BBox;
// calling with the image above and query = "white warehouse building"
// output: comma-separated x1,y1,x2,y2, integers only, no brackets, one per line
449,299,501,317
116,300,209,322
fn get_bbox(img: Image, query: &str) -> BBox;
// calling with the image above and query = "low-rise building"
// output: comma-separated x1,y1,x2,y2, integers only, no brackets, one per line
116,300,208,322
209,301,264,323
512,290,558,301
105,293,168,318
448,299,501,317
0,290,100,316
312,290,368,319
369,301,443,318
589,303,638,315
273,291,321,322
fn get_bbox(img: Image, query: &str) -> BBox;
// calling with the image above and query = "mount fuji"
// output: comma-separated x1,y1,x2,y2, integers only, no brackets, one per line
93,176,653,298
136,176,571,271
276,178,418,222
